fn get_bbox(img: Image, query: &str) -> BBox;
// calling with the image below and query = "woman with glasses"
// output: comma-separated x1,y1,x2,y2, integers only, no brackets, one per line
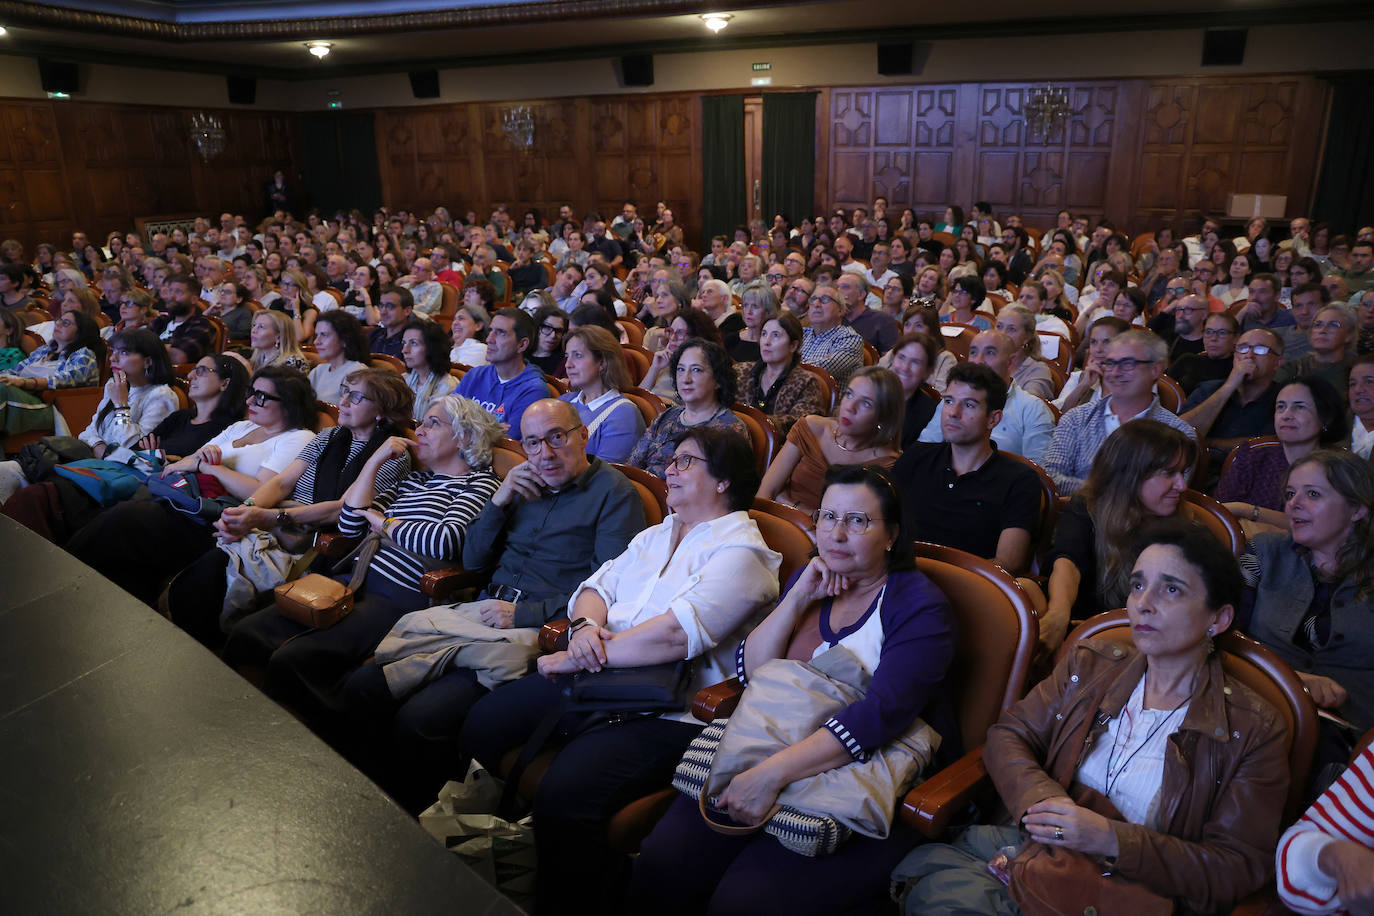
401,320,458,423
0,310,103,438
1217,375,1347,535
642,282,690,354
1275,305,1359,396
641,309,722,405
758,366,903,516
528,304,569,378
67,365,317,606
223,394,502,729
939,276,991,331
309,310,371,405
881,273,914,318
630,338,745,478
168,369,414,650
632,465,956,915
465,427,781,912
273,267,319,344
249,309,309,373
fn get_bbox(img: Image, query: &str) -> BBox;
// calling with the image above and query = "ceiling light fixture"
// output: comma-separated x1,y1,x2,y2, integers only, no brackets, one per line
305,41,332,59
700,13,732,33
0,26,8,37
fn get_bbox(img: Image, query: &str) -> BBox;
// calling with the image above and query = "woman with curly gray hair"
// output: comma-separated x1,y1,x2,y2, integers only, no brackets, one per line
221,394,504,718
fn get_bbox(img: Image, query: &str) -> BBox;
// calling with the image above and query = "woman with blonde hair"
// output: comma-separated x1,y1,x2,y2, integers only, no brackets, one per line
249,308,309,372
274,267,318,344
757,365,904,515
1036,267,1078,317
994,304,1056,401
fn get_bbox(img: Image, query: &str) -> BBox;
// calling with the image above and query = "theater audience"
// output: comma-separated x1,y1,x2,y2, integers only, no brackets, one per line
0,311,103,437
1277,740,1374,914
449,298,490,367
1045,330,1197,495
1350,353,1374,459
895,362,1038,572
368,286,414,359
1181,328,1284,456
559,325,643,463
899,521,1287,915
1044,419,1196,649
66,365,317,606
629,339,745,478
1170,312,1239,395
248,309,309,373
462,426,778,912
800,282,866,385
885,332,941,449
1275,305,1357,396
167,369,413,647
994,304,1056,401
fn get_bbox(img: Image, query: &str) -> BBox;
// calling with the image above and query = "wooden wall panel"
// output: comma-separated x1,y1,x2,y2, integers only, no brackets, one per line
825,75,1327,237
0,97,296,256
375,92,701,247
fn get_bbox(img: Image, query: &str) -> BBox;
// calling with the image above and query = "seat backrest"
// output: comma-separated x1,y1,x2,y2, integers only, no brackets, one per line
622,386,664,426
1000,452,1061,570
622,344,651,380
612,462,668,526
491,446,525,479
544,374,569,396
1156,373,1184,413
748,505,814,587
1060,610,1318,824
316,401,338,429
370,353,406,376
1180,489,1245,556
862,341,879,367
616,318,645,348
913,542,1040,750
436,281,459,322
731,403,776,476
800,363,838,414
940,324,976,362
1037,332,1072,378
1220,435,1280,480
170,377,191,411
21,329,43,355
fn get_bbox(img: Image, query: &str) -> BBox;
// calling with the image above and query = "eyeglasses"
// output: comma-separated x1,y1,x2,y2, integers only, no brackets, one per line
337,387,373,405
1099,357,1156,372
521,425,582,454
810,294,839,305
811,509,885,535
191,364,217,377
1202,328,1235,338
248,388,283,406
1166,287,1190,295
1234,343,1274,355
666,453,705,472
540,323,566,335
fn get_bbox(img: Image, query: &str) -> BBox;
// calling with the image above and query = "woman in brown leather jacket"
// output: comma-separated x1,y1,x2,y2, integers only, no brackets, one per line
894,521,1291,915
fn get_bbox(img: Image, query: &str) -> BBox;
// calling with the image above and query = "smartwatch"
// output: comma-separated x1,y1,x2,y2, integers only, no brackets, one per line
568,617,595,638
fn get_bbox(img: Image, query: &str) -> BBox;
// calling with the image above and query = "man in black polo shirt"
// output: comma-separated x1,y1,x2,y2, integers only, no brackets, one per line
1181,327,1284,467
892,362,1039,575
368,286,413,359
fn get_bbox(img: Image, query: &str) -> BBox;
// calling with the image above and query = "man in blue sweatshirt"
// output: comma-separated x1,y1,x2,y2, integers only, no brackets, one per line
456,307,552,439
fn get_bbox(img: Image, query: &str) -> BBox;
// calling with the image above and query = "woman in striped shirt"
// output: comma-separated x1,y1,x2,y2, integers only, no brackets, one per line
222,394,503,719
1277,743,1374,914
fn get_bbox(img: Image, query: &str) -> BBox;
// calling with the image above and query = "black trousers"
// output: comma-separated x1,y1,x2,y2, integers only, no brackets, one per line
66,495,217,607
166,548,231,651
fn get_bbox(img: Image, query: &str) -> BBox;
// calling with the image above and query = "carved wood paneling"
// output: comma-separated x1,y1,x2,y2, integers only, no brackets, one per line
825,76,1326,237
375,92,701,247
0,97,296,255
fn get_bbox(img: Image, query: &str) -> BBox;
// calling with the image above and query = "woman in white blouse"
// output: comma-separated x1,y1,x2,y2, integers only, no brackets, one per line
80,328,178,457
460,426,782,912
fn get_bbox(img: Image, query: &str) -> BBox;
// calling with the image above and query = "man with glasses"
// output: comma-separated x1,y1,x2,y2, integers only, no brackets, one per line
781,276,814,315
837,272,898,354
1187,260,1226,314
1044,330,1197,495
863,242,898,289
1148,291,1208,367
1181,329,1284,457
763,264,786,299
368,287,414,359
800,283,865,385
1170,312,1239,395
398,257,443,318
896,362,1039,574
456,307,551,439
781,250,807,279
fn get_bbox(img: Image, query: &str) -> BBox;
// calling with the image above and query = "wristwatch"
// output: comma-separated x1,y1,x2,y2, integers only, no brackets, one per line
275,509,290,528
568,617,595,638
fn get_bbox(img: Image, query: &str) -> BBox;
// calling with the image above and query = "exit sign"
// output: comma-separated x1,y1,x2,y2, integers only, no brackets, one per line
751,62,771,71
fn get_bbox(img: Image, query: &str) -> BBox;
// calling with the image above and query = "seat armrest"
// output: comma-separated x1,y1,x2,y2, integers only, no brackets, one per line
1229,889,1284,916
418,568,487,601
540,619,571,653
898,746,989,839
692,678,744,723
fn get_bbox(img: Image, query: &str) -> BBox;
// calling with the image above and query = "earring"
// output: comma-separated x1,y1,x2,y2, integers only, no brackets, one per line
1205,626,1215,655
716,484,725,493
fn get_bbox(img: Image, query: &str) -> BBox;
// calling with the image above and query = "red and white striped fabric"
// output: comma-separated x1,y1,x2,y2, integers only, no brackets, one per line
1277,745,1374,914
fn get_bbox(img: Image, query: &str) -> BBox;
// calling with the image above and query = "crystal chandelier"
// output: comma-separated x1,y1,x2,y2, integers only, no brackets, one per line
1024,84,1070,143
502,106,534,150
190,112,226,161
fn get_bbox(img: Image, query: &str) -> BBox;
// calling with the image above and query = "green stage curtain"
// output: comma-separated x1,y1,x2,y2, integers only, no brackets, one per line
701,95,747,247
762,92,819,228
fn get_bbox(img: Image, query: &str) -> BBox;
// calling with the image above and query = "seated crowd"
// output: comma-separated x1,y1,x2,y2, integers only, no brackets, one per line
3,200,1374,914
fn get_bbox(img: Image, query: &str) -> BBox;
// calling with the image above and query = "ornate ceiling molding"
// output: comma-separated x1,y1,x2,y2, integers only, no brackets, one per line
0,0,787,42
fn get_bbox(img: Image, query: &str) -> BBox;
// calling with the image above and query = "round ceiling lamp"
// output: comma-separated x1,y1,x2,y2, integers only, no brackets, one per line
305,41,332,59
700,13,732,33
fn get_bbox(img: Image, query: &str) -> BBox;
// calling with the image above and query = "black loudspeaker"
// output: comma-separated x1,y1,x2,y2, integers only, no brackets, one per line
408,70,441,99
227,76,257,105
1201,29,1247,67
877,41,913,76
37,60,79,95
620,54,654,87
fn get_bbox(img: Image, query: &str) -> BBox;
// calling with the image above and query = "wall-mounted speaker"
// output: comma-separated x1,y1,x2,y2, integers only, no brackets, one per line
37,60,79,95
1201,28,1247,67
620,54,654,87
877,41,913,76
408,70,440,99
227,76,257,105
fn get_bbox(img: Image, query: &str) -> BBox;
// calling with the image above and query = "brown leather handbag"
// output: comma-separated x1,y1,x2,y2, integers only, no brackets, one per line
273,532,381,629
1009,783,1174,916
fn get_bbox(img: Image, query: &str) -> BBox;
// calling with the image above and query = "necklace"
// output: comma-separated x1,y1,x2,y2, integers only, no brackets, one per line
831,424,861,452
1103,670,1198,798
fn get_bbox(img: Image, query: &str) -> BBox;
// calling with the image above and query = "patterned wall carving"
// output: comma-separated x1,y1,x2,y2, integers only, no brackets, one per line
376,92,700,244
824,76,1325,235
0,97,296,254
